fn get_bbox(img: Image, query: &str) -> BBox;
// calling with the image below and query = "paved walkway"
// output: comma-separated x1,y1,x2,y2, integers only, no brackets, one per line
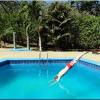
0,48,100,63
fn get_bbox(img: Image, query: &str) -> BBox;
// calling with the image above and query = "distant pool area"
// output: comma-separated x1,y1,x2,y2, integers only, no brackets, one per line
11,48,32,51
0,58,100,99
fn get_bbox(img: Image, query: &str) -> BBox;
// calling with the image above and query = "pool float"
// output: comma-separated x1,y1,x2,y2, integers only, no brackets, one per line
54,52,89,82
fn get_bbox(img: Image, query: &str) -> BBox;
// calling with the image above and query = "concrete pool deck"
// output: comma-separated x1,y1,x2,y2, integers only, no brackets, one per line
0,48,100,63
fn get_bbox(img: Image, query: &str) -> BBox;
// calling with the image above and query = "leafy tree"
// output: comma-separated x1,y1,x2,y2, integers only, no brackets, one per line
70,1,100,16
79,14,100,49
42,2,80,50
0,1,100,50
0,1,20,47
18,1,45,50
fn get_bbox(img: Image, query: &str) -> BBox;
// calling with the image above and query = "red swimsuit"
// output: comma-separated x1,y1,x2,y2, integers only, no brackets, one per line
67,61,75,69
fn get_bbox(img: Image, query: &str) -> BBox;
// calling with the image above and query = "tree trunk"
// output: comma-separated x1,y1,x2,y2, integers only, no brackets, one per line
26,23,31,50
26,34,29,50
38,26,43,51
13,32,16,49
39,32,42,51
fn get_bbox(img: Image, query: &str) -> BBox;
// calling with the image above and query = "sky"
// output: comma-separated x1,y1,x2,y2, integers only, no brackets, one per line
14,0,100,4
15,0,69,2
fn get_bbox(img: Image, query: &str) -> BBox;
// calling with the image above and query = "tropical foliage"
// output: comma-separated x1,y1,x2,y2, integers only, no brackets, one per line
0,1,100,50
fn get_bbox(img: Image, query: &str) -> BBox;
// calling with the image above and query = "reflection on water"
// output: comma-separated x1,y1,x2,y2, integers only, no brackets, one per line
0,65,17,87
49,79,77,99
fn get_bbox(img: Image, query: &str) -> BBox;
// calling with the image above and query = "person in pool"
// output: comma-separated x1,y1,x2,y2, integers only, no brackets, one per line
54,52,89,82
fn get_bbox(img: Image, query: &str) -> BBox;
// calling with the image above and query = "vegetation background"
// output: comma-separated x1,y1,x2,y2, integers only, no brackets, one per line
0,0,100,51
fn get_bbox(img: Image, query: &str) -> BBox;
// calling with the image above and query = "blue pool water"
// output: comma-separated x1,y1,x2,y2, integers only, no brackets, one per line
0,60,100,99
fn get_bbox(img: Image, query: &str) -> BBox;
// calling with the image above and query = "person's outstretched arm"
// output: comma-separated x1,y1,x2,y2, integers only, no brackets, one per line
54,65,69,82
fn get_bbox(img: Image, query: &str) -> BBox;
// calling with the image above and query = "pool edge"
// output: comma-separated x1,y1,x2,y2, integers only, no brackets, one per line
0,58,100,66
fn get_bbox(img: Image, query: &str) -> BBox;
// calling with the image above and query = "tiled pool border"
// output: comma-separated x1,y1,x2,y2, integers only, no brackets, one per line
0,58,100,68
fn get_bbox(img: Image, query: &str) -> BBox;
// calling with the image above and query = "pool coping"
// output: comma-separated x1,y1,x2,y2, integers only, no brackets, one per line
0,57,100,66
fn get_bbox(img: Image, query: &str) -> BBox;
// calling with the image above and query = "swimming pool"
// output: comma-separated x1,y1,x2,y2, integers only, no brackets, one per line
0,58,100,99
